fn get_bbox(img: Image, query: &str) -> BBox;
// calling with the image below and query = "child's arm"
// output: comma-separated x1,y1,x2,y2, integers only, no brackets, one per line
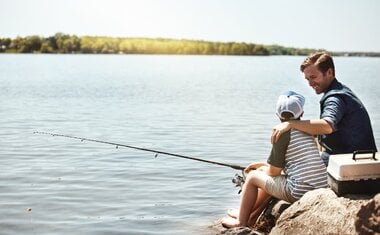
244,162,268,173
265,165,283,176
254,164,282,177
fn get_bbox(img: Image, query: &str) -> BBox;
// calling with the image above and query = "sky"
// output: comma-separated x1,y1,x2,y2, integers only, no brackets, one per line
1,0,379,52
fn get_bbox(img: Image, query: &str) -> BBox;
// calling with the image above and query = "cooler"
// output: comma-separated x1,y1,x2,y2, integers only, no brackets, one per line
327,150,380,195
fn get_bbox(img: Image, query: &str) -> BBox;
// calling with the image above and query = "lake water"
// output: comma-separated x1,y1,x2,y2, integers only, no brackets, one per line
0,54,379,234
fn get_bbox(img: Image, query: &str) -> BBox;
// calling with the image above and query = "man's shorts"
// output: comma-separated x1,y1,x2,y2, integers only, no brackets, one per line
264,175,297,203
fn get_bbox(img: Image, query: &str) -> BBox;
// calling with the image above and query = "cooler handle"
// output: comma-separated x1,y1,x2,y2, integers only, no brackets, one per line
352,150,377,161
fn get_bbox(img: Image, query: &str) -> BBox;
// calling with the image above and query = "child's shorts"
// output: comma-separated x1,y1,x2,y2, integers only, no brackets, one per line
264,175,297,203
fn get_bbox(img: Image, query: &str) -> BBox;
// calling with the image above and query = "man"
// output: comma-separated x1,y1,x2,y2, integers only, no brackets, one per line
222,91,327,228
272,52,377,166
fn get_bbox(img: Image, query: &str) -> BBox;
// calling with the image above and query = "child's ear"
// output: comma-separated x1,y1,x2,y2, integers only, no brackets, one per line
300,111,304,118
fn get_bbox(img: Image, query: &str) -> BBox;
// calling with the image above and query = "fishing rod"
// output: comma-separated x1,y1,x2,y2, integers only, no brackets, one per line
33,131,246,171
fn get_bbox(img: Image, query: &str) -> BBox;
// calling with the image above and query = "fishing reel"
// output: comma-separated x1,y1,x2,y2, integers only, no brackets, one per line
232,172,246,194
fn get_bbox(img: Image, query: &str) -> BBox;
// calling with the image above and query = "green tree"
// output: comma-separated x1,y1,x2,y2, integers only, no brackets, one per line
1,33,330,56
62,36,81,53
40,42,53,53
0,38,11,52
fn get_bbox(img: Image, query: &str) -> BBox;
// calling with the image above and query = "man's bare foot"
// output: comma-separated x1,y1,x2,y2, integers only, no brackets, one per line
227,208,239,218
221,216,242,228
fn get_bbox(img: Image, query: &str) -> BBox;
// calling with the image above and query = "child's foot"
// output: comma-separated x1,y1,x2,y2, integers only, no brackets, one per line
227,208,239,218
221,216,242,228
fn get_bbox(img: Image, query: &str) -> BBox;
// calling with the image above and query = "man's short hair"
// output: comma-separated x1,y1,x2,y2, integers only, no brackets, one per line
300,52,335,76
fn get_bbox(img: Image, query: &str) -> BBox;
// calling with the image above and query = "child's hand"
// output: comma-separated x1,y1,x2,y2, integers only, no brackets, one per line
244,162,265,173
244,164,256,173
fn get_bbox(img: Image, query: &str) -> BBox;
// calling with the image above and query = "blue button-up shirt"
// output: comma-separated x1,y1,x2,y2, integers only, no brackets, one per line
319,79,377,155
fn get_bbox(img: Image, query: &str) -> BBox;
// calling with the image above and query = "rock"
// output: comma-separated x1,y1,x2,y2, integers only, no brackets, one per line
270,188,375,235
210,199,290,235
211,188,378,235
209,221,261,235
252,199,290,234
355,193,380,234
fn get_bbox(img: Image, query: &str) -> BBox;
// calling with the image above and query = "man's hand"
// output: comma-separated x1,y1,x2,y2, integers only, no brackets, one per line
271,121,291,144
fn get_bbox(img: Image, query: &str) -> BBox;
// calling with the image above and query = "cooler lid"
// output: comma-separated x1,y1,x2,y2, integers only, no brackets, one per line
327,151,380,181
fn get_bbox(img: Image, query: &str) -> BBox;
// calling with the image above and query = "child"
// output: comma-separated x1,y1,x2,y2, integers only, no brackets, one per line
222,91,328,228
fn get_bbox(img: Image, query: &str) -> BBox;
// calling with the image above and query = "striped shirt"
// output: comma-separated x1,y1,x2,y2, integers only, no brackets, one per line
267,129,328,200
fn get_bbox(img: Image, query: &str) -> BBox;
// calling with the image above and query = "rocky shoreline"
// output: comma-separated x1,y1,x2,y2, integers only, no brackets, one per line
210,188,379,235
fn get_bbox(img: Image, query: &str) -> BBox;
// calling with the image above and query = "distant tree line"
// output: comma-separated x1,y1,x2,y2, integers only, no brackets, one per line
1,33,378,56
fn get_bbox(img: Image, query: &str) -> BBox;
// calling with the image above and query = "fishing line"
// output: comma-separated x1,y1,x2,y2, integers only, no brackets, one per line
33,131,246,192
34,131,245,171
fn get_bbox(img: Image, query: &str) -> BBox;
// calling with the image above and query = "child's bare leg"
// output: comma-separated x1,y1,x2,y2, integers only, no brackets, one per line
222,185,257,227
222,172,258,228
222,171,268,228
228,190,270,221
248,191,272,226
237,181,258,226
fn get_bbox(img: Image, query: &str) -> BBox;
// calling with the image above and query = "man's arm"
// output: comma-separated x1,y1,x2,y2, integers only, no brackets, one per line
271,119,333,144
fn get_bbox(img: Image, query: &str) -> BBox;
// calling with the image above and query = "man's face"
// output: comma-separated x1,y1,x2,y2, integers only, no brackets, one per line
303,64,333,94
